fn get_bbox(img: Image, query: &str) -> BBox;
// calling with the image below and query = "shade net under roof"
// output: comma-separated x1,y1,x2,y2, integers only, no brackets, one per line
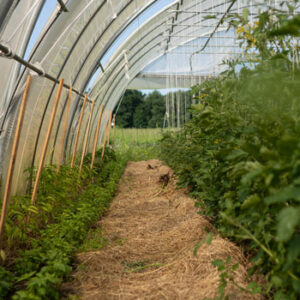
0,0,298,195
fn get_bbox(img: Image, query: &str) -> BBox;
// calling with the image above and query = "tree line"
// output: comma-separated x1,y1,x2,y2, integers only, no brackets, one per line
115,89,193,128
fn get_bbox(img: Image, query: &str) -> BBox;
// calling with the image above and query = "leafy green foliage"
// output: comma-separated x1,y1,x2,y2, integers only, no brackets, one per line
0,148,126,299
78,227,108,252
212,257,261,299
116,89,167,128
159,1,300,298
116,90,145,128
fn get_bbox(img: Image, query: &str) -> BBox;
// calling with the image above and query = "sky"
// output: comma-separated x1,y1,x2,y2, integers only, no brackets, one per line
24,0,57,60
23,0,181,95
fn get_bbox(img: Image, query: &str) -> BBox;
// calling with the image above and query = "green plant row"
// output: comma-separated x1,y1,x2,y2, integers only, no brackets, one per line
0,148,126,299
159,4,300,298
160,72,300,299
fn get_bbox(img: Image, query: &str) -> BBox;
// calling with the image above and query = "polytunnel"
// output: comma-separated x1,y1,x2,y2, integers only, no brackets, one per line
0,0,298,229
0,0,300,298
0,0,298,213
0,0,269,198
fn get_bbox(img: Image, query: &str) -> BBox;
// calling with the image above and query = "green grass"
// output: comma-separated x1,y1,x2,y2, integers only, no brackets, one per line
121,260,165,273
112,128,168,161
113,128,165,145
79,227,108,252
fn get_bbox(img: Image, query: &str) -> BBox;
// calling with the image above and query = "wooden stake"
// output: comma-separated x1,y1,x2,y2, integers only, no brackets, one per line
57,85,72,173
106,110,113,147
90,104,104,169
79,100,95,173
31,79,64,205
0,75,32,240
71,94,88,169
101,112,109,161
112,114,116,141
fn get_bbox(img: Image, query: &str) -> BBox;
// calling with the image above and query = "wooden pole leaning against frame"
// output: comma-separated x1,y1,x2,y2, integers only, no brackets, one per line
101,111,109,161
90,104,104,169
106,110,113,147
112,114,116,141
57,85,72,174
71,94,88,169
31,78,64,205
79,100,95,173
0,75,32,240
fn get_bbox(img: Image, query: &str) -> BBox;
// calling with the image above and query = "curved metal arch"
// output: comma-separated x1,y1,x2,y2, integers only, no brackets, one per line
3,0,162,195
85,1,180,151
86,0,243,151
6,0,162,180
57,0,160,162
0,0,275,196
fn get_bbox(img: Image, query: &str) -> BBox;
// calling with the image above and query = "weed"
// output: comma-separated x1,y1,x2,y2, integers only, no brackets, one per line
212,257,261,300
121,260,164,273
79,227,108,252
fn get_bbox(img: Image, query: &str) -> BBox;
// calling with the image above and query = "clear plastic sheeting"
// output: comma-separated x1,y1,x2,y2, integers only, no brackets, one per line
0,0,157,195
0,0,298,196
0,0,44,129
128,29,238,89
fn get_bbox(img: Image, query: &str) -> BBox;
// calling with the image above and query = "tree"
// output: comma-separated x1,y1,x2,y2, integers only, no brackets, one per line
115,90,144,128
146,91,165,128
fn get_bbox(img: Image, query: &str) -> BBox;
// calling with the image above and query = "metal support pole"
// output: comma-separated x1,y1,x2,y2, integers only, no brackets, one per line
57,0,68,12
0,43,92,103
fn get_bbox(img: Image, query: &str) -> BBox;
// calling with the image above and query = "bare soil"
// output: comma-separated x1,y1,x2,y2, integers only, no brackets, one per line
63,160,262,300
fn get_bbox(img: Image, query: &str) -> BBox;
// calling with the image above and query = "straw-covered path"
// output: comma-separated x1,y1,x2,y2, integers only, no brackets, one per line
63,160,262,299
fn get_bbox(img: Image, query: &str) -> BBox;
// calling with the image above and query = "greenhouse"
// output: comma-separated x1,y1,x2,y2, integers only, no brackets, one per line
0,0,299,299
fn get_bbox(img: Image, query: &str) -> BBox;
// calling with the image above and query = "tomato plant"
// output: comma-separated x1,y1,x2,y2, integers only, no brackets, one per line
160,2,300,298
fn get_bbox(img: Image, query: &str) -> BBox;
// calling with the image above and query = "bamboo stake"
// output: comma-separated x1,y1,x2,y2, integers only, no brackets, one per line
101,112,109,161
90,104,104,169
106,110,113,147
0,75,32,240
31,79,64,205
70,94,88,169
57,85,72,173
112,114,116,141
79,100,95,173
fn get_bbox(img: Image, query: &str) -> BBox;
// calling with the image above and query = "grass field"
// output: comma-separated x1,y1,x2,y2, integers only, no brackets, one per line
114,128,165,144
112,128,170,161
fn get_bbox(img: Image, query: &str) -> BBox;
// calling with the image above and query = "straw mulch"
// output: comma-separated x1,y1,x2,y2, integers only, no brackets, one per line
63,160,263,300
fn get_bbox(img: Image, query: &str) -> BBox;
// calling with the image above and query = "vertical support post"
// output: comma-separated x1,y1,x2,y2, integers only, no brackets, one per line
57,85,72,173
106,110,113,147
31,79,64,205
112,114,116,141
101,112,109,161
0,75,32,240
90,104,104,169
71,94,88,169
79,100,95,173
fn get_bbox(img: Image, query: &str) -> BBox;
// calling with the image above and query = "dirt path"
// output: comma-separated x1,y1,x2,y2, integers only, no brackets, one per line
64,160,262,299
